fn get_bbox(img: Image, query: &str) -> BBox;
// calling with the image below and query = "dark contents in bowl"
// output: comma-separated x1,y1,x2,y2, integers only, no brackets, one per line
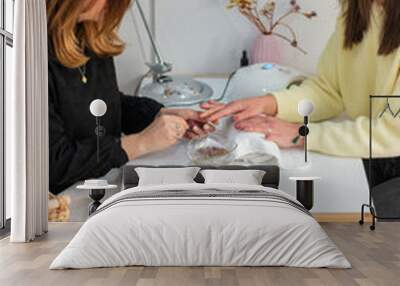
196,147,229,158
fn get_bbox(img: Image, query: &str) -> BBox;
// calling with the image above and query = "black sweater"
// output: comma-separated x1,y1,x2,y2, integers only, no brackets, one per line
49,52,163,194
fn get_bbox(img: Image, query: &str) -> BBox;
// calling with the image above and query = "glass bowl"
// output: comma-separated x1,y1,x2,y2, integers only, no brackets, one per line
187,133,237,165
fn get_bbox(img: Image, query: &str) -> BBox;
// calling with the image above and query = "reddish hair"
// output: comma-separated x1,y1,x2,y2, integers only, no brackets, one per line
47,0,131,68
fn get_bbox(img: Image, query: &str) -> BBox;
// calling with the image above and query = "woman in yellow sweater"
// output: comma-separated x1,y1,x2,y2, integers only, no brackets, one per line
202,0,400,185
203,0,399,155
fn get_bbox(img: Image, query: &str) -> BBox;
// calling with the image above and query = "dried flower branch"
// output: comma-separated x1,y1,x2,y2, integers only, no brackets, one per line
227,0,317,54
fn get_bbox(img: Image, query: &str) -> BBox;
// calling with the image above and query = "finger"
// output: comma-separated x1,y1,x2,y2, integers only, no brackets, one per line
178,109,202,121
202,103,245,122
175,116,190,130
187,118,206,129
233,109,263,122
168,115,190,131
192,125,206,137
199,101,223,110
200,104,227,119
164,110,200,123
179,118,190,130
186,119,197,128
234,117,261,128
175,125,188,139
264,115,276,122
185,131,198,140
237,117,268,127
239,125,269,134
200,100,224,110
185,110,202,121
203,124,215,133
199,103,211,110
205,100,223,106
235,120,270,134
235,121,253,130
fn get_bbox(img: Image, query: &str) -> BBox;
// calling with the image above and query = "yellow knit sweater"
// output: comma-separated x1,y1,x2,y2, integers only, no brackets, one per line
273,6,400,158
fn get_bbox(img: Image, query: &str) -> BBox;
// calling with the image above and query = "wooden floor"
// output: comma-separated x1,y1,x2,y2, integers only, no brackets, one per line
0,222,399,286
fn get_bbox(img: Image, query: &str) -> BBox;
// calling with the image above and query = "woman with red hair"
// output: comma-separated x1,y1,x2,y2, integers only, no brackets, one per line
47,0,210,194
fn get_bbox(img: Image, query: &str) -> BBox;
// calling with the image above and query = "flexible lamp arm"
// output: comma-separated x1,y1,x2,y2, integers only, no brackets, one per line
135,0,163,64
133,0,172,77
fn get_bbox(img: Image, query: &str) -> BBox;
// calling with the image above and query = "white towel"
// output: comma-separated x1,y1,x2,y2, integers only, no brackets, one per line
213,119,280,165
220,119,305,169
229,127,281,165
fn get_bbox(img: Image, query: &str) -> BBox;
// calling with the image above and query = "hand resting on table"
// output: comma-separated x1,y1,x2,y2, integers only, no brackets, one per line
200,98,303,148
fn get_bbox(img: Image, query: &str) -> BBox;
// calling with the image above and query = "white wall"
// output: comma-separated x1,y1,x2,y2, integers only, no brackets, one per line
115,0,340,93
275,0,339,73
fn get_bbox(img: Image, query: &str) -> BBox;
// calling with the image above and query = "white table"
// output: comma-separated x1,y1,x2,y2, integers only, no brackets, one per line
131,78,370,213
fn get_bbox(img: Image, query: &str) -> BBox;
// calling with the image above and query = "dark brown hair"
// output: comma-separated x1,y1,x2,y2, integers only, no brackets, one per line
343,0,400,55
47,0,131,68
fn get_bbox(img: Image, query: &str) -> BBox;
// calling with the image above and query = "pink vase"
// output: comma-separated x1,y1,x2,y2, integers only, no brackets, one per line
251,34,282,64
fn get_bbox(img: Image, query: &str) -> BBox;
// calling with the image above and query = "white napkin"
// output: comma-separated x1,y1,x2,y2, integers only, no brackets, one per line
220,119,305,169
229,127,282,165
214,119,281,165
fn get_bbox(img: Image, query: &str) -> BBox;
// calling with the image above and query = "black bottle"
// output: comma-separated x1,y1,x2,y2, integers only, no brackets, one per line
240,50,249,67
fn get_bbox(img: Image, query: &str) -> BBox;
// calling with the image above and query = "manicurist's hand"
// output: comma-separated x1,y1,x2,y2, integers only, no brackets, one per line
200,95,278,122
160,108,215,139
121,114,189,160
235,115,303,149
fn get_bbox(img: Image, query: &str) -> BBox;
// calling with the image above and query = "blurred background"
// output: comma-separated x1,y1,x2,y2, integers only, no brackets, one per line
115,0,339,94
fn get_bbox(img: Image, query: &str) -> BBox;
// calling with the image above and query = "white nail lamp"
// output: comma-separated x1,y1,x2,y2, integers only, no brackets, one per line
298,100,314,164
89,99,107,163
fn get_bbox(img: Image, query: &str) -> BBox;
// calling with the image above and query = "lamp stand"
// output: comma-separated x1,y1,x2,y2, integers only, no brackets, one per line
299,116,309,163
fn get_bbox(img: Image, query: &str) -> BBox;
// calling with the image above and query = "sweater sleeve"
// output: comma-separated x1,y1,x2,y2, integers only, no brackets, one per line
306,91,400,159
120,93,163,135
272,27,344,123
49,76,128,194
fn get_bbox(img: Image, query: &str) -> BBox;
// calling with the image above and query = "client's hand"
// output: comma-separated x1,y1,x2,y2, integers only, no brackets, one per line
121,114,189,160
235,115,303,149
160,108,215,139
200,95,278,122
